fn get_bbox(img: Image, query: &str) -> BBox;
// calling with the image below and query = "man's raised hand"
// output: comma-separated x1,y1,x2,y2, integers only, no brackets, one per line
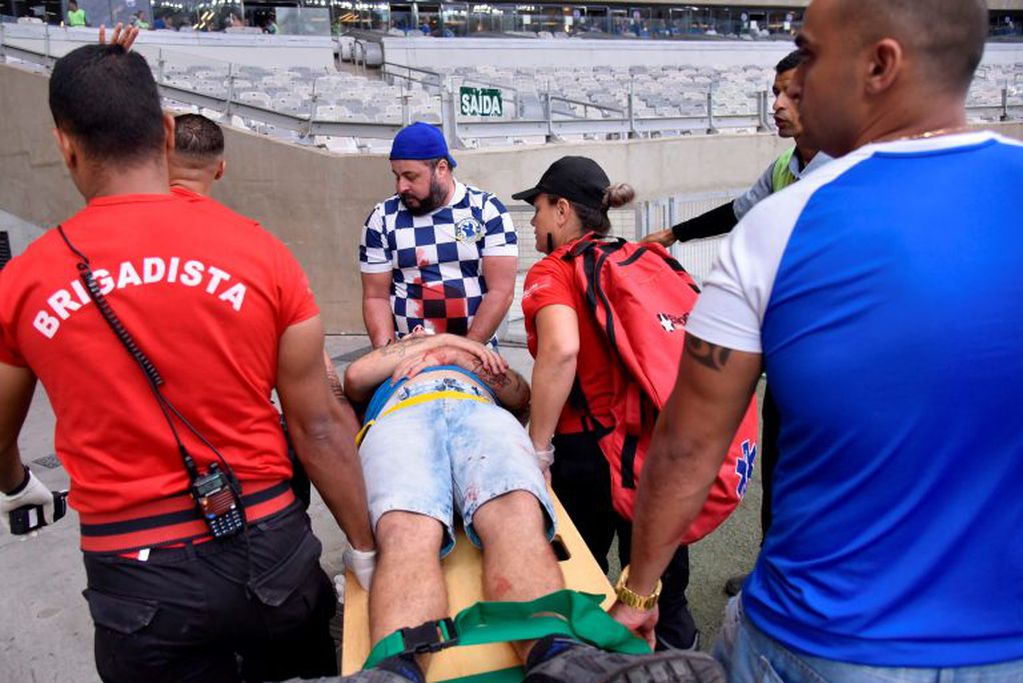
98,23,139,51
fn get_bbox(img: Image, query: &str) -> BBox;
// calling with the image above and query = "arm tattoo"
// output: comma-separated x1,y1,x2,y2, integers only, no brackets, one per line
379,335,427,358
685,335,733,372
470,359,512,389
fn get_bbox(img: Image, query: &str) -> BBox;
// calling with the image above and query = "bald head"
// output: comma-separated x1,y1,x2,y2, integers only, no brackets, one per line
836,0,987,93
791,0,984,157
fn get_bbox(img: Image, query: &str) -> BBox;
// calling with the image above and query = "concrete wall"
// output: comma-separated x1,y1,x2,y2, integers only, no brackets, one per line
4,61,1023,333
382,37,1023,71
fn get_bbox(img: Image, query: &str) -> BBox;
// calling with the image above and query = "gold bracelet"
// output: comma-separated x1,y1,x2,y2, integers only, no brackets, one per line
615,565,662,611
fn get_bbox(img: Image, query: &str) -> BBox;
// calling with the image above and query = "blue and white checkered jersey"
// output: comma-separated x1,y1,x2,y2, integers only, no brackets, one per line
688,131,1023,668
360,180,517,340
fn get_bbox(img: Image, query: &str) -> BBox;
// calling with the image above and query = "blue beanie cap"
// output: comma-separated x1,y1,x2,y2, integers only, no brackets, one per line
389,121,457,168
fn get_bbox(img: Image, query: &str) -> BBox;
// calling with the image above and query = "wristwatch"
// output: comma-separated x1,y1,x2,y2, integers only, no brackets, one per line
615,565,661,610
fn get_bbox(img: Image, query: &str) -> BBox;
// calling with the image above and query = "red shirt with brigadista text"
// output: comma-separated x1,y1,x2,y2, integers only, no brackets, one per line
0,194,318,520
522,241,616,435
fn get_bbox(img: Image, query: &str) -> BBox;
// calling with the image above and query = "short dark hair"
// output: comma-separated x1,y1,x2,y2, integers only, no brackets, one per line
838,0,987,93
49,45,165,164
174,114,225,159
775,50,803,75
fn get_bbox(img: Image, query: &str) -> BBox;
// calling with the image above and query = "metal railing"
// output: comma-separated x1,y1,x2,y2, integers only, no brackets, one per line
636,187,745,283
380,61,445,126
382,61,444,90
4,23,1021,152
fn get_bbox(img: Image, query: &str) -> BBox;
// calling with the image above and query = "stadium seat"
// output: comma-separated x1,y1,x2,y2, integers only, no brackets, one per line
37,42,1011,153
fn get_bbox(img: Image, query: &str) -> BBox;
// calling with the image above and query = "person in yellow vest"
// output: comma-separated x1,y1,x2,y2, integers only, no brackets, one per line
643,50,832,249
66,0,87,26
642,49,832,598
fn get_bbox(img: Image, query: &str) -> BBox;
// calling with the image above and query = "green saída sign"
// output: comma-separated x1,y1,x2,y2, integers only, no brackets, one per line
459,86,504,117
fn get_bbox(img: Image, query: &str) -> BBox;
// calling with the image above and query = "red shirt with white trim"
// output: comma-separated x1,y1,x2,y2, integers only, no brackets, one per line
0,194,317,525
522,243,615,435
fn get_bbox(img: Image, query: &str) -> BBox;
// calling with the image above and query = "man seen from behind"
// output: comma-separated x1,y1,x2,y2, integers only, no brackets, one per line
170,112,226,198
0,44,375,683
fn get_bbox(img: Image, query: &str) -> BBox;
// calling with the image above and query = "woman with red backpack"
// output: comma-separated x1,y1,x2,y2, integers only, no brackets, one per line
514,156,701,652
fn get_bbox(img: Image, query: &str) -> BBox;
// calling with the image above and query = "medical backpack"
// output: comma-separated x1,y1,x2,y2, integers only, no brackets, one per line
563,234,760,544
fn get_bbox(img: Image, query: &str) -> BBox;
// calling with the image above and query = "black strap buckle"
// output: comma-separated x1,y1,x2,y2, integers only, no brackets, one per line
399,617,459,655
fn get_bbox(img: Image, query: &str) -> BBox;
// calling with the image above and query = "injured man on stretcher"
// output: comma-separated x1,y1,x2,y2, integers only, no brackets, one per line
335,331,722,683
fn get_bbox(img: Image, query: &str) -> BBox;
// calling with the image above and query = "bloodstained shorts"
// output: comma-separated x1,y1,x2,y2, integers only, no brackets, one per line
358,376,557,556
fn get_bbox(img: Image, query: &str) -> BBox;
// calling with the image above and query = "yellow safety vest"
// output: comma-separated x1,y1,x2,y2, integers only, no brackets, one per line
772,147,799,193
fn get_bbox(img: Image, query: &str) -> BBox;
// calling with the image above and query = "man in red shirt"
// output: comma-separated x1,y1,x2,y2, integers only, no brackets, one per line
166,110,346,511
0,44,374,683
169,112,226,197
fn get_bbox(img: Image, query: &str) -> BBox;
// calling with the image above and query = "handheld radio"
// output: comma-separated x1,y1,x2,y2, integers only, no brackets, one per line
192,464,245,538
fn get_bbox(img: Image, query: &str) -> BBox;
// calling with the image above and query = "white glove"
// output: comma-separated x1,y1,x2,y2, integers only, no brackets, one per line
535,445,555,473
343,546,377,591
1,468,54,535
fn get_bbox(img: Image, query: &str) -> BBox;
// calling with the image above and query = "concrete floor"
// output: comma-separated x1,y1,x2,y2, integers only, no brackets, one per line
0,333,764,681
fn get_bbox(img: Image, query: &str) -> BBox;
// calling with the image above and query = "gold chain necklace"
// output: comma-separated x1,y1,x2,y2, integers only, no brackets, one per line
876,125,973,144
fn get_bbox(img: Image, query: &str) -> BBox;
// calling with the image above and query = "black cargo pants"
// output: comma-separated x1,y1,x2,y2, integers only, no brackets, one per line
82,504,338,683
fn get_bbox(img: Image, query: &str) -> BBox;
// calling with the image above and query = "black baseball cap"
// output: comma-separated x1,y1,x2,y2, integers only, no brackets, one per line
512,156,610,210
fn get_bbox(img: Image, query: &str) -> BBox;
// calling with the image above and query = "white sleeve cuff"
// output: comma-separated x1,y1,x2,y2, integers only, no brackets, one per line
481,246,518,258
359,262,393,274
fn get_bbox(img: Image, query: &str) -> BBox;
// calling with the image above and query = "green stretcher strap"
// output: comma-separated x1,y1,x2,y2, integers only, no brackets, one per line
364,589,650,670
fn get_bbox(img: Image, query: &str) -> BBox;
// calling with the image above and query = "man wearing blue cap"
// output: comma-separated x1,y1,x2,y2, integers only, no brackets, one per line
360,122,518,348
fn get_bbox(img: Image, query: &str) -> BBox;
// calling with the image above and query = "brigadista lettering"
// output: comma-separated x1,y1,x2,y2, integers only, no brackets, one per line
32,256,248,339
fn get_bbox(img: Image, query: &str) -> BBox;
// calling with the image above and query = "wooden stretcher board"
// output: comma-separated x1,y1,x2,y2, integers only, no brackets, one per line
340,490,614,681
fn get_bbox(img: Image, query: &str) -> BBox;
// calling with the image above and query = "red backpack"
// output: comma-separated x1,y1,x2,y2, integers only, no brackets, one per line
563,234,760,544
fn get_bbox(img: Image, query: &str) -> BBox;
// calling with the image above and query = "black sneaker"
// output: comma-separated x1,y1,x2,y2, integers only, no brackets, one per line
525,642,726,683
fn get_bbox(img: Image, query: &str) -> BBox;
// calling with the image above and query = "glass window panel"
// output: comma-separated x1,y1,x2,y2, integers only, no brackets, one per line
276,6,329,34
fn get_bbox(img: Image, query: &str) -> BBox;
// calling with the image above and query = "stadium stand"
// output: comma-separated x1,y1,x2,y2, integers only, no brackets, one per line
1,21,1021,155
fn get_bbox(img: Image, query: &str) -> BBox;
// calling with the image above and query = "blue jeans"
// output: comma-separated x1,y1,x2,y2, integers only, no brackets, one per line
714,597,1023,683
